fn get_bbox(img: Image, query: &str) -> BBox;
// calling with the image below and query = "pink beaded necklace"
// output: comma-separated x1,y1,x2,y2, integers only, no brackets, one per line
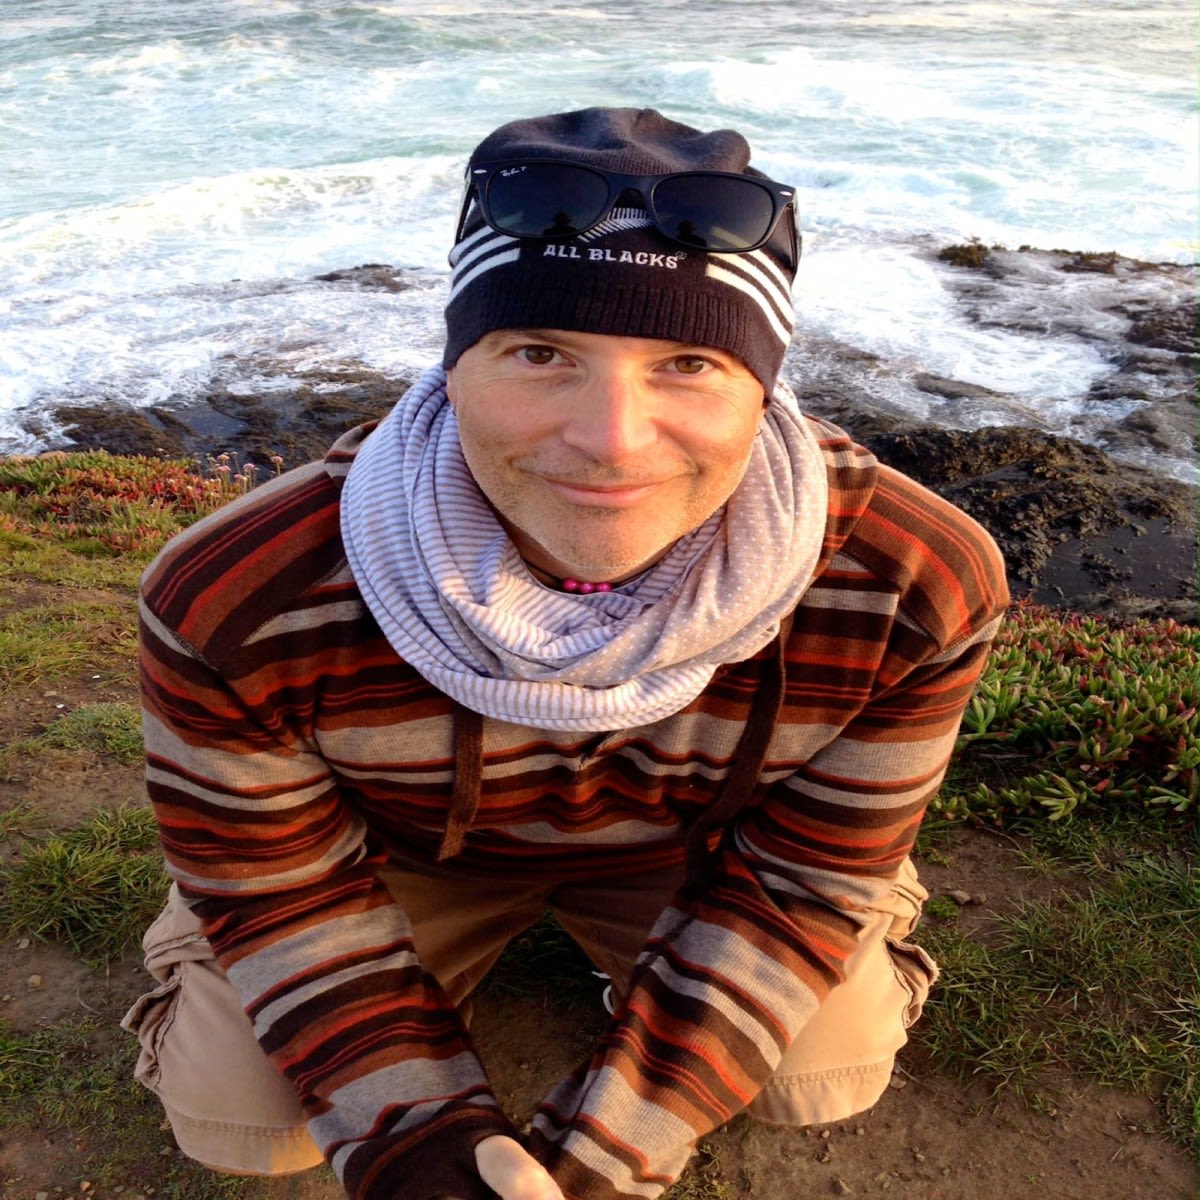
560,578,613,594
524,562,615,593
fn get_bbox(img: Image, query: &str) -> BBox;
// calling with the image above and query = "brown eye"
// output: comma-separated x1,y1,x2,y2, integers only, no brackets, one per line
673,356,711,375
519,345,557,365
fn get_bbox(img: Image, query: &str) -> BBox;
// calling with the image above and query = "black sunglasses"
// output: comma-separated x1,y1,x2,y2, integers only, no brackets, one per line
456,158,799,266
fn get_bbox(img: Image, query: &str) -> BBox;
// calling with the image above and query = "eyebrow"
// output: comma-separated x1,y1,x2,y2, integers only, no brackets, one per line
489,329,730,355
489,328,569,342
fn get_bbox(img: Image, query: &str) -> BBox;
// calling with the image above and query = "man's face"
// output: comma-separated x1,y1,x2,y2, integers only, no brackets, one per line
446,329,766,583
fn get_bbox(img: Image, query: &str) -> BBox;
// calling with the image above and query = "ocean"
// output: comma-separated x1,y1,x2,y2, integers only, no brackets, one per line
1,0,1196,476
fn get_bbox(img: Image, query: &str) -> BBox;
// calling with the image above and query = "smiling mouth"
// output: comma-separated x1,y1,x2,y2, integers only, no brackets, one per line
542,478,670,507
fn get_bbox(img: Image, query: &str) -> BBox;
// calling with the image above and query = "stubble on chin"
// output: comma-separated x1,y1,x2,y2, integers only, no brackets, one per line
503,499,680,581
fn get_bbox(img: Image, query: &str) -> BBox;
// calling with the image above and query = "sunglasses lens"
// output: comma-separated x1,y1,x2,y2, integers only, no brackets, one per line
484,163,611,237
651,174,777,251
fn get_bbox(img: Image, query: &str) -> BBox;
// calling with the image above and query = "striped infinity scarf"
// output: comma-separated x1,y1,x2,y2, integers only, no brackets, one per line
340,366,827,732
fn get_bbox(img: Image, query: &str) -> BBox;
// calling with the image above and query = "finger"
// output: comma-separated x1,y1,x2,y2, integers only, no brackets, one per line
474,1135,564,1200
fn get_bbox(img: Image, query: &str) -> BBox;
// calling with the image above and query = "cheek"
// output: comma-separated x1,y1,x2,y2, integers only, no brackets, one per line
692,433,761,505
455,395,556,463
452,408,536,511
696,414,761,470
456,412,516,469
455,419,498,487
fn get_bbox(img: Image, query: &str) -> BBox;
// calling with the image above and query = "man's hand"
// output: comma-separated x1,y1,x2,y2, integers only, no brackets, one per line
472,1134,564,1200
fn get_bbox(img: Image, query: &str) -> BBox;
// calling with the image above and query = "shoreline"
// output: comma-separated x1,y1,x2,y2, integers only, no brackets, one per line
14,245,1198,624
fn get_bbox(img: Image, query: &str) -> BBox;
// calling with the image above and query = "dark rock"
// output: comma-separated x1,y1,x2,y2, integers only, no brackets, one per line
57,368,411,470
1127,303,1197,353
1111,405,1198,457
938,240,994,270
54,405,192,459
1057,250,1121,275
313,264,417,292
863,426,1197,623
913,374,1011,403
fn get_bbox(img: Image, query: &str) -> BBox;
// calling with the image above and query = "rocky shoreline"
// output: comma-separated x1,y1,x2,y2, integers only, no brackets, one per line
36,247,1198,623
801,244,1196,623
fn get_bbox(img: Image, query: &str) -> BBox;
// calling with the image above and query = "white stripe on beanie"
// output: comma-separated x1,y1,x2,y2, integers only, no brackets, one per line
705,258,795,347
449,230,522,303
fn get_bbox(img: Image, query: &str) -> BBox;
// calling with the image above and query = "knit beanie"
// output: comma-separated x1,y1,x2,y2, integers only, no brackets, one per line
442,107,798,393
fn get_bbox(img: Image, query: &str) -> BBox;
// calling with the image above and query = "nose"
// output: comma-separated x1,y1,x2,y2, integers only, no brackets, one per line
560,367,658,465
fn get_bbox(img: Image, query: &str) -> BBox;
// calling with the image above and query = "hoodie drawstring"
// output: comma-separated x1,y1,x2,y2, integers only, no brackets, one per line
436,612,792,873
683,612,793,891
437,701,484,861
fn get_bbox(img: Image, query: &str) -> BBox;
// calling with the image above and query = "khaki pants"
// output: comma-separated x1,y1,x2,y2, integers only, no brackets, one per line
122,859,936,1176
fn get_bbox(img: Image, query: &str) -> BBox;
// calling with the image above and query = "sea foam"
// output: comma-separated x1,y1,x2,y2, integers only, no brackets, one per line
1,0,1195,468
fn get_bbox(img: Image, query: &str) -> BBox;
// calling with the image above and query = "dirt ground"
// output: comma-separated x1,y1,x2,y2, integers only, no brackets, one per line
1,674,1195,1200
1,884,1194,1200
1,938,1194,1200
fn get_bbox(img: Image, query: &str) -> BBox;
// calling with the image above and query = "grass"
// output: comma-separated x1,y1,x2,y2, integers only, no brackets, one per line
0,596,138,684
912,814,1196,1143
0,1015,274,1199
0,450,1196,1191
0,526,149,589
0,798,40,840
0,1014,150,1130
39,700,145,764
0,449,247,559
0,803,169,966
1,701,146,779
664,1142,737,1200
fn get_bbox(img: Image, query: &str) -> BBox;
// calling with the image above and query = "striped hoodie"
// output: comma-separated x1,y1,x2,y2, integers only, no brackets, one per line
139,414,1007,1200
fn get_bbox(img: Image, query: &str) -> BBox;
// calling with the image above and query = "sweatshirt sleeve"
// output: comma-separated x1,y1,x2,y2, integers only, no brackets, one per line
526,472,1009,1200
139,593,513,1200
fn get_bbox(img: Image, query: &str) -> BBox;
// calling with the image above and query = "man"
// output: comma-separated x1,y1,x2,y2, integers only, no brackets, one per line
125,107,1008,1200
